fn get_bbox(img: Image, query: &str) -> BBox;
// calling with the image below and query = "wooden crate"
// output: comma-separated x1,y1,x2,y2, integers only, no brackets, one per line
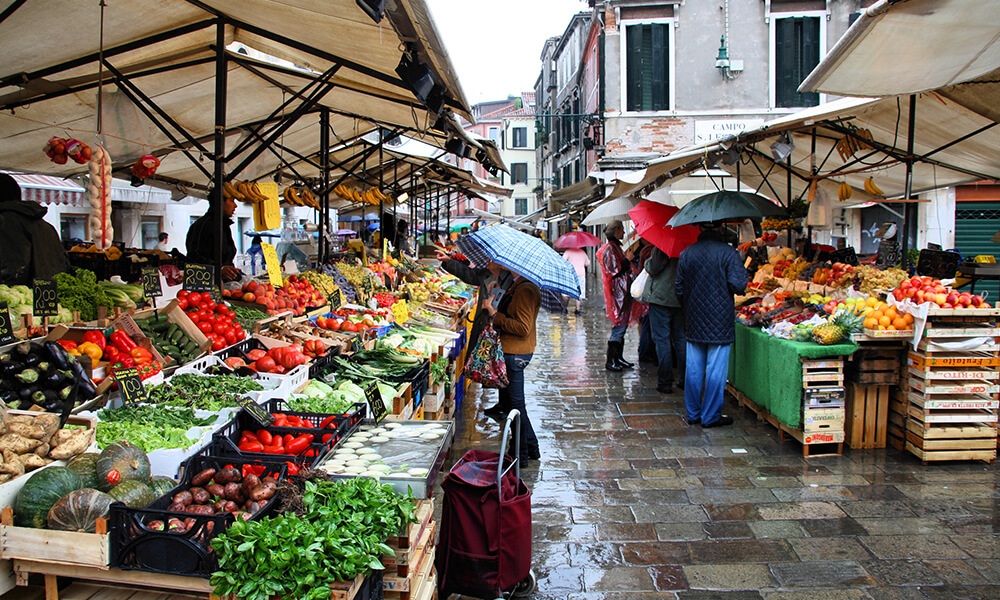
728,384,843,457
801,359,844,388
802,407,845,433
392,382,414,418
383,499,436,600
844,384,890,449
385,499,435,552
847,344,903,385
0,507,107,568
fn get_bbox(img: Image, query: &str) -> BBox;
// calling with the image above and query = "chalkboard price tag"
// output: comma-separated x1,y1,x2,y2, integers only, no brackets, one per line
365,382,387,423
32,278,58,318
113,367,148,407
828,247,859,266
351,336,363,354
237,395,276,426
207,287,224,304
183,263,214,292
875,240,901,269
0,302,16,345
141,267,162,299
329,287,343,310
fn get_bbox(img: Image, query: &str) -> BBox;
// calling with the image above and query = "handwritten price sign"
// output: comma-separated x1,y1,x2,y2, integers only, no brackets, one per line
0,302,16,344
237,395,275,426
113,367,148,407
365,382,388,423
141,267,162,298
184,263,215,292
261,242,283,288
32,278,58,318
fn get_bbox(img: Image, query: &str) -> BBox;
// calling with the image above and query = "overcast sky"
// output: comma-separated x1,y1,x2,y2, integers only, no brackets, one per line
425,0,590,106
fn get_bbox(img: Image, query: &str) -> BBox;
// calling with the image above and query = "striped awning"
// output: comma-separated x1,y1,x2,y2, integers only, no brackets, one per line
6,172,85,206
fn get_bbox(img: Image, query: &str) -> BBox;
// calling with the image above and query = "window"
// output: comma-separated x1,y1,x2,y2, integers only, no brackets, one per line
488,127,500,144
514,198,528,215
561,164,572,189
140,217,161,250
511,127,528,148
774,16,821,108
60,214,87,242
512,163,528,185
624,23,671,112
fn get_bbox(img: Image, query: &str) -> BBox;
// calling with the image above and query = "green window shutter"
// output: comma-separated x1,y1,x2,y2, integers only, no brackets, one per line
650,24,668,110
798,17,820,107
776,17,820,108
626,25,644,111
775,19,795,107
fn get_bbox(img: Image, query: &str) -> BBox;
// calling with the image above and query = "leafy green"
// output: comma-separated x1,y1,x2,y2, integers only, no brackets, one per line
211,478,415,600
95,405,220,451
55,268,113,321
146,373,263,411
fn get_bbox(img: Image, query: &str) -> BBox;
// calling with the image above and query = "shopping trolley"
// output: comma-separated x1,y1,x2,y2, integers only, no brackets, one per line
436,410,537,599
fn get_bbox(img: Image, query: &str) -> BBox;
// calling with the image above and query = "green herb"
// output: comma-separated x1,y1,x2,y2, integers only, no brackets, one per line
98,405,218,428
146,373,263,411
211,478,416,600
54,268,113,321
96,421,196,452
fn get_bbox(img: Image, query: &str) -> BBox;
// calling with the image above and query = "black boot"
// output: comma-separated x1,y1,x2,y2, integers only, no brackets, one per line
605,342,623,372
615,343,634,369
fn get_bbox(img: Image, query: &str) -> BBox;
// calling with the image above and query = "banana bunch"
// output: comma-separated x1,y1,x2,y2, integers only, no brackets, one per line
835,127,874,161
863,176,884,197
223,180,269,203
837,181,853,202
281,186,321,210
332,184,392,206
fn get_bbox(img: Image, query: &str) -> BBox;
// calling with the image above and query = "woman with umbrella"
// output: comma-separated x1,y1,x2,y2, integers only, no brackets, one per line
597,220,636,371
554,230,601,314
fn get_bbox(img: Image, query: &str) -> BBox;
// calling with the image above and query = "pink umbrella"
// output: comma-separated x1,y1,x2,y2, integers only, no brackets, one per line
553,230,602,249
628,201,701,256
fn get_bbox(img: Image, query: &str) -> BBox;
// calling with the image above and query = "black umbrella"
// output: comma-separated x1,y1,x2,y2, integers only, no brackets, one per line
666,190,787,227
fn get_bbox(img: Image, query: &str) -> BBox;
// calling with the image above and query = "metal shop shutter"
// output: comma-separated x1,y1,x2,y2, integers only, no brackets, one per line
955,201,1000,301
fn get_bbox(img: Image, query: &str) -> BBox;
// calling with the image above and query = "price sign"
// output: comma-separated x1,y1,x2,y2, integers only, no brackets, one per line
32,278,58,318
362,278,374,297
141,267,162,299
329,287,344,310
875,240,901,269
828,247,859,266
351,335,363,354
391,299,409,325
237,395,276,426
382,236,388,260
184,263,215,292
261,242,284,288
113,367,148,407
365,381,388,423
0,302,16,345
207,287,224,304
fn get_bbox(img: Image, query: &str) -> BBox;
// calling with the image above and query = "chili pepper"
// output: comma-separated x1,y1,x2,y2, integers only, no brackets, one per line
285,434,312,455
284,462,299,476
241,464,266,478
137,361,161,379
82,330,106,350
77,342,103,362
110,331,136,353
130,347,153,364
102,345,120,362
56,340,78,351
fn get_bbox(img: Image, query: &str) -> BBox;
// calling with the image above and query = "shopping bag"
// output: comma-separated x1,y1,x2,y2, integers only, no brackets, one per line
465,324,508,388
630,268,650,300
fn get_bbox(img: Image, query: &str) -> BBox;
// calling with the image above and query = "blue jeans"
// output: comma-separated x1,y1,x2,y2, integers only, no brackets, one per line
498,353,539,460
638,313,657,361
648,304,686,389
247,247,263,275
685,342,731,425
609,322,628,343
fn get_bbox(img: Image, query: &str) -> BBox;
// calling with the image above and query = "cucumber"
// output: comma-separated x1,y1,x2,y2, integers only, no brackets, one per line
169,330,185,345
164,323,179,337
152,321,172,333
167,351,184,362
161,344,181,355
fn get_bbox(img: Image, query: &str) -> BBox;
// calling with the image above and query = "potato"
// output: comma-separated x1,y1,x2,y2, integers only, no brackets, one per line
0,450,23,478
48,428,95,460
34,443,50,457
172,491,193,506
20,454,51,471
190,487,210,505
206,483,225,498
7,423,48,440
32,414,60,440
0,433,42,455
191,468,216,487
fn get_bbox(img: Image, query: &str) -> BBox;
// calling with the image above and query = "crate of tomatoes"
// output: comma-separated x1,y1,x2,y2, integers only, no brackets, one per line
175,290,247,353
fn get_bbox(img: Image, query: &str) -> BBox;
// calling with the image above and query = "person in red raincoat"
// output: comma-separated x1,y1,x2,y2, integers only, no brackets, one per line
597,219,635,371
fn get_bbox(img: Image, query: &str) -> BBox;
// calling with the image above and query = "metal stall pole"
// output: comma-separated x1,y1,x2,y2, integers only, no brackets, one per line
901,94,917,270
378,129,385,260
446,187,451,240
320,108,330,264
213,18,228,284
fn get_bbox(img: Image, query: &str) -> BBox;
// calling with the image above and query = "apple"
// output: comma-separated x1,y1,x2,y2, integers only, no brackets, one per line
946,292,959,305
915,290,926,303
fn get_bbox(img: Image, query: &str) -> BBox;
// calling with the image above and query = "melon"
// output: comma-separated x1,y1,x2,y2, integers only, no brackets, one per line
149,476,179,498
108,480,155,509
66,453,101,489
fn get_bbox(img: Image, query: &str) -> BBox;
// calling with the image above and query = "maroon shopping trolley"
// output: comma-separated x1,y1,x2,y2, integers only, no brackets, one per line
436,410,537,599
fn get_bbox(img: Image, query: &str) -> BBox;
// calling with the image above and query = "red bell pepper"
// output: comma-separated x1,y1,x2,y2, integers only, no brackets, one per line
102,345,120,362
130,347,153,364
82,330,106,350
242,464,266,478
111,356,135,369
285,462,300,476
137,361,161,380
109,330,136,353
57,340,78,350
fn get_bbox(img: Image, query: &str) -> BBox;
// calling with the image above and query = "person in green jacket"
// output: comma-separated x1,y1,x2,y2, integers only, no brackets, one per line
642,246,686,394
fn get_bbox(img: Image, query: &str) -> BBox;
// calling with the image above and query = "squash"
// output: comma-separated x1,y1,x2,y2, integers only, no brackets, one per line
14,467,83,528
95,441,150,491
108,480,155,509
67,453,101,489
149,476,178,498
47,488,112,533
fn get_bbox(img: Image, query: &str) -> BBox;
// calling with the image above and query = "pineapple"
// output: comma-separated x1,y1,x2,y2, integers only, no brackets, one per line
812,309,864,345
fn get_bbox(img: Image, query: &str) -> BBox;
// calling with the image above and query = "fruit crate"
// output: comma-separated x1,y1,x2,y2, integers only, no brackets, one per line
801,358,845,388
109,455,286,577
844,383,891,449
847,344,903,386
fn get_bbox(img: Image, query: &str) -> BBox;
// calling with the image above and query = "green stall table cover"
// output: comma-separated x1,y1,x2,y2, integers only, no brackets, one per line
728,323,858,429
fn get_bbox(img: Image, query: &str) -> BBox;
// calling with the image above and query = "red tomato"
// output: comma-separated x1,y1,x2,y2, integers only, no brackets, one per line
177,298,189,310
199,309,213,322
187,292,202,305
186,310,200,323
224,330,239,345
213,322,228,335
198,321,213,334
215,304,230,314
177,290,189,299
203,299,216,311
255,355,276,372
257,430,273,445
211,338,226,351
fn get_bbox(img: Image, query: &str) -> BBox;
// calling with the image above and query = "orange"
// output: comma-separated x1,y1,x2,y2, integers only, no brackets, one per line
887,325,897,331
903,313,914,325
892,317,908,330
871,310,884,321
878,325,886,330
884,306,898,320
864,317,878,329
878,315,892,327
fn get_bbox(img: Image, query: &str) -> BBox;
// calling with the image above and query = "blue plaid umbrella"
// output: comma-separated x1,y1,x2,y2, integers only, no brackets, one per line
457,224,581,299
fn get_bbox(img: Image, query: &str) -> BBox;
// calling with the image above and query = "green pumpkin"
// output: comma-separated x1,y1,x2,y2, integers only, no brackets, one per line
149,476,179,498
14,467,83,528
95,441,150,491
66,453,101,489
47,488,113,533
108,480,155,509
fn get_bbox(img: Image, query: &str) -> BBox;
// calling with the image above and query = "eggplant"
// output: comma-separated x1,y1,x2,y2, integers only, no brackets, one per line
18,384,38,404
20,353,40,369
15,368,39,384
0,351,10,363
43,341,72,371
68,360,97,398
32,389,56,406
0,360,22,379
0,390,18,406
43,368,66,388
57,384,75,401
0,378,13,393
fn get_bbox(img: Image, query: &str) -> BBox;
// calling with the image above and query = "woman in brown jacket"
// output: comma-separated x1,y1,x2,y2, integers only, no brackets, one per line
484,262,542,463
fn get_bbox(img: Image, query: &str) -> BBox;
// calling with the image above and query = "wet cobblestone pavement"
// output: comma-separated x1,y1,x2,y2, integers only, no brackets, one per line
444,286,1000,600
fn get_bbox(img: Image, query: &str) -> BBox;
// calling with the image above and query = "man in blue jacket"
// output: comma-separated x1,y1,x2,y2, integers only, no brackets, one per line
675,222,747,427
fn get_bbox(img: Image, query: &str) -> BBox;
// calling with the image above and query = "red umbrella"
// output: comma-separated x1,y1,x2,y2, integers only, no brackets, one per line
553,230,602,249
628,200,701,256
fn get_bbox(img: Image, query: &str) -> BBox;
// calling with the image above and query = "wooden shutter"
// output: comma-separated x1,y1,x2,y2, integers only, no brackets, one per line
650,24,668,110
626,25,644,111
775,18,795,107
798,17,820,107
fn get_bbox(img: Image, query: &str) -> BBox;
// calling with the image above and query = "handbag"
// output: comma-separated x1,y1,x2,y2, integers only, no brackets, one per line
630,268,650,300
466,324,508,388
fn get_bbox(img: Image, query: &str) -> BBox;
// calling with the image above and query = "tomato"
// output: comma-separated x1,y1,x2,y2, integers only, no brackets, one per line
177,298,189,310
177,290,189,299
238,439,264,453
273,364,288,374
187,292,202,305
215,304,229,314
199,309,214,322
213,322,228,335
285,434,312,455
225,330,239,345
203,298,216,311
186,310,200,323
198,321,213,334
339,320,355,332
255,355,276,372
257,430,273,445
211,338,226,351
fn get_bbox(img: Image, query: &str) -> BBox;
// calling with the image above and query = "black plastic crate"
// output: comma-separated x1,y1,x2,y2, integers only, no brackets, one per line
359,569,384,600
109,454,286,578
384,361,429,411
308,350,342,379
231,396,355,448
68,250,121,281
215,337,268,362
266,397,368,432
211,414,332,469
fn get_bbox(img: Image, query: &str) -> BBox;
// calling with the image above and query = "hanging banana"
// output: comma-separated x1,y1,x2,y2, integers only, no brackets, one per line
838,181,852,202
863,176,884,197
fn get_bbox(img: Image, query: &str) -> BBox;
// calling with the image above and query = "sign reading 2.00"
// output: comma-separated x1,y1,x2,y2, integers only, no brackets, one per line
183,263,215,292
32,278,59,318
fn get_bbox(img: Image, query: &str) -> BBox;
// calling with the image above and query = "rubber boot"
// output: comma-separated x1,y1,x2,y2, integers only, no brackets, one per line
615,343,635,369
605,342,623,372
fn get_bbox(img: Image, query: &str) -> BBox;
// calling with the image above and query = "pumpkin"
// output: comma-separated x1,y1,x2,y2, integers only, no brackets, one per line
149,476,179,498
108,480,155,509
96,441,150,491
14,467,83,528
47,488,112,532
66,453,101,489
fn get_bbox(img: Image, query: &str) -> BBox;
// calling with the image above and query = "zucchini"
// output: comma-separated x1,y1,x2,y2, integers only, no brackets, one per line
183,340,199,354
164,323,179,338
169,330,185,345
152,321,172,333
161,344,181,355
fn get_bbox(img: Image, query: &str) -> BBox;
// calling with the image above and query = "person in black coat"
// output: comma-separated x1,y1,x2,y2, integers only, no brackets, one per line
675,222,748,428
0,173,70,285
186,192,241,281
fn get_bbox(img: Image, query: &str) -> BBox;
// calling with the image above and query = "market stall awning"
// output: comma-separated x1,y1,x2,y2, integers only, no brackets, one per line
0,0,504,191
799,0,1000,101
550,177,603,207
6,172,85,206
605,146,723,202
